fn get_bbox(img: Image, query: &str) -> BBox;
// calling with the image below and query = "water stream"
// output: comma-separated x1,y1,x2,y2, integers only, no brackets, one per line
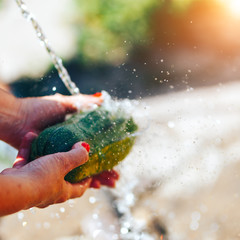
15,0,80,95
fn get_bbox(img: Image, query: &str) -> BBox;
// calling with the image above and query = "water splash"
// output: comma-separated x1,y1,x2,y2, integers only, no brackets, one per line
14,2,153,238
100,92,153,239
14,0,80,95
110,178,155,240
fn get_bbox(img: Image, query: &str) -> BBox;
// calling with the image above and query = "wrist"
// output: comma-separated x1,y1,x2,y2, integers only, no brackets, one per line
0,91,26,148
0,174,39,216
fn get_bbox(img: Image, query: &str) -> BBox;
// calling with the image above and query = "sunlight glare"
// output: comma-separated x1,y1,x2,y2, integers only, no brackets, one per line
220,0,240,18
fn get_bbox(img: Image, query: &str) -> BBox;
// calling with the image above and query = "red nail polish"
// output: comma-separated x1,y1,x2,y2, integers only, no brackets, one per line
81,142,90,152
92,92,102,97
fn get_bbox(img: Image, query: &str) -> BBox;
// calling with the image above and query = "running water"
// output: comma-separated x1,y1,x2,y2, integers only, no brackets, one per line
14,0,80,95
15,1,151,239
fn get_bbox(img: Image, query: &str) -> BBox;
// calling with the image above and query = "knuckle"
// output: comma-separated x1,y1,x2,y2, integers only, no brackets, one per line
53,153,70,171
1,168,12,175
54,152,67,163
51,148,88,174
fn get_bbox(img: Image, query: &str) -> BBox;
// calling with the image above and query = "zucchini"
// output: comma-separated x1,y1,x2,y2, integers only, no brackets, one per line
29,107,138,183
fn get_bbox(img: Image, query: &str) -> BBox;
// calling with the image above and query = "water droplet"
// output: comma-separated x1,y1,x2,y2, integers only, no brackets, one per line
93,229,102,238
191,211,201,221
113,234,119,240
123,221,131,228
120,227,129,234
52,86,57,91
22,221,27,227
30,208,36,214
18,212,24,220
89,196,96,204
60,207,65,213
68,199,75,208
167,121,175,129
186,87,194,92
92,213,99,220
43,222,51,229
190,221,199,231
125,193,135,206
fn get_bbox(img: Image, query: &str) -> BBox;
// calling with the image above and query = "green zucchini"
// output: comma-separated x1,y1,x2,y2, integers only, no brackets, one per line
29,107,138,183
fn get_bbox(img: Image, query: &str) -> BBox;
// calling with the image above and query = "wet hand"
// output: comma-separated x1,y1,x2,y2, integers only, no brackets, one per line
1,133,91,209
91,169,119,189
1,132,119,212
12,93,103,149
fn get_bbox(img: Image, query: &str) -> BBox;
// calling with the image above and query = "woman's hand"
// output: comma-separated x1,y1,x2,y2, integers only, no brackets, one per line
0,133,91,214
0,132,119,216
8,93,103,148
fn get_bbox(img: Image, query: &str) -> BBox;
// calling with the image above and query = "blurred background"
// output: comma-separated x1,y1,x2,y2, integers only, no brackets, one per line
1,0,240,98
2,0,240,239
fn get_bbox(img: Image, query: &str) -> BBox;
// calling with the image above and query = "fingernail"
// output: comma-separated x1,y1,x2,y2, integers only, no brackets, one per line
92,92,102,97
81,142,90,152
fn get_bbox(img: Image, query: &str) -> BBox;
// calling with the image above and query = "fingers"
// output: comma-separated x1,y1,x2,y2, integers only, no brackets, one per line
53,142,90,176
63,170,118,201
45,93,103,113
68,178,92,199
13,132,38,169
66,93,104,112
90,170,119,188
90,178,101,189
36,178,92,208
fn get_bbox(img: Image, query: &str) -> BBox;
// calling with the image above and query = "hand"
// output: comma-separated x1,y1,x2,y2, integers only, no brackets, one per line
8,93,103,149
1,133,91,210
91,170,119,189
0,132,119,214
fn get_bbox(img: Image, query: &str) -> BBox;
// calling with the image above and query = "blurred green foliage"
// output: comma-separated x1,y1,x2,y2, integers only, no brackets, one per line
73,0,163,64
73,0,200,64
170,0,196,12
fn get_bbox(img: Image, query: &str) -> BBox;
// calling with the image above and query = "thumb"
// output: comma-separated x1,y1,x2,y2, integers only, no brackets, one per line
13,132,38,169
54,142,90,176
